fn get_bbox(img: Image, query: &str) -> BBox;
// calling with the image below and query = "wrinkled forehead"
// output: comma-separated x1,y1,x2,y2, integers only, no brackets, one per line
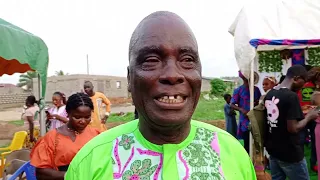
130,16,198,58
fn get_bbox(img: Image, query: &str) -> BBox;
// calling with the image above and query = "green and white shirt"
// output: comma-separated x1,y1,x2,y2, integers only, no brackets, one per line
65,120,256,180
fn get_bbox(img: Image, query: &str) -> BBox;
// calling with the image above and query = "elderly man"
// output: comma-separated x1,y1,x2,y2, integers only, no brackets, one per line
65,11,255,180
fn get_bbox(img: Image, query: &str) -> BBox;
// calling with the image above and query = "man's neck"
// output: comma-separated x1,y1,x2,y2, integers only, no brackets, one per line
275,79,292,90
139,118,191,145
89,92,95,97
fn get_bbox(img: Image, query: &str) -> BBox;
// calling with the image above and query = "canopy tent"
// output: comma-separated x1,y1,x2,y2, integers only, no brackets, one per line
0,18,49,136
229,0,320,159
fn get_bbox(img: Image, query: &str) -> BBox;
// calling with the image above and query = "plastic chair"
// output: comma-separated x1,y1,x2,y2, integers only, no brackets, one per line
0,131,28,177
2,149,30,179
8,161,36,180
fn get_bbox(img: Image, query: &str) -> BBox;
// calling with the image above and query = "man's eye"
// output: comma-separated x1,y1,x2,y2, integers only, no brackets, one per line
145,57,160,62
141,57,160,70
180,56,196,69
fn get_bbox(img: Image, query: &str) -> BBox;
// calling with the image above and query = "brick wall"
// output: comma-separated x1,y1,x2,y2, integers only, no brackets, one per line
0,92,32,109
33,74,129,102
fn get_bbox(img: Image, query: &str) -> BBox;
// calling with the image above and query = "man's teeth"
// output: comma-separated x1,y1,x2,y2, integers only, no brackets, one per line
157,95,184,103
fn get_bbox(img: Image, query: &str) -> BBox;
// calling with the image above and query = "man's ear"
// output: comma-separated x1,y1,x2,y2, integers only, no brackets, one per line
127,66,131,92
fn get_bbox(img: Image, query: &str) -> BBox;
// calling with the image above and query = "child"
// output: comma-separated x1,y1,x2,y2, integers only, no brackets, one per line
223,94,237,137
311,92,320,174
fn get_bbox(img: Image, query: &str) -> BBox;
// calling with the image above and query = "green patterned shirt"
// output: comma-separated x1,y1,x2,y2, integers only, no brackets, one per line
65,120,256,180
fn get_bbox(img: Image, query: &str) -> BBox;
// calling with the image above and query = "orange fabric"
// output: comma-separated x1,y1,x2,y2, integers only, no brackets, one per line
0,56,33,76
30,127,100,169
89,92,111,131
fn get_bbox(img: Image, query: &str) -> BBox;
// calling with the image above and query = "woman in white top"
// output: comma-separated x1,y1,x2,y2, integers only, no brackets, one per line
22,95,40,148
46,92,68,131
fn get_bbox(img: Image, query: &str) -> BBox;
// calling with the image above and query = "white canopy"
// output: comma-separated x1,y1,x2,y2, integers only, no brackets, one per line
229,0,320,79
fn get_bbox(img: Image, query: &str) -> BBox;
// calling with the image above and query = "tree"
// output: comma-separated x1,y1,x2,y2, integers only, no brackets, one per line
210,78,227,96
55,70,69,76
17,71,38,90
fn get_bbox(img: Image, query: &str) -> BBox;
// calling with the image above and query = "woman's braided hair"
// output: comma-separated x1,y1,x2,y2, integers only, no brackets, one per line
66,93,94,114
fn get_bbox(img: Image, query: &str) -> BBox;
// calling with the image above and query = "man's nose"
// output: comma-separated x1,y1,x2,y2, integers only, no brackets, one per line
159,59,185,85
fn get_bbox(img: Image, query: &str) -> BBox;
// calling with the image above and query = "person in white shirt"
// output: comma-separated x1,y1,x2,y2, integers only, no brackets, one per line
46,92,69,131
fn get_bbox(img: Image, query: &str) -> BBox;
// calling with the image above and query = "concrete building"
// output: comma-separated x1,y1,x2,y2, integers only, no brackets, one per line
33,74,128,102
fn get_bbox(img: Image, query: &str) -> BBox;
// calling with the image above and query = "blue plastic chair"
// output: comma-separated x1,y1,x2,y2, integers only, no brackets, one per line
8,161,36,180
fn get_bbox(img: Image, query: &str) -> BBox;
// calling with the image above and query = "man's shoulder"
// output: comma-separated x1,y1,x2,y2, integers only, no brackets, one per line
191,120,244,151
266,89,297,99
191,120,234,138
70,120,139,167
95,91,106,97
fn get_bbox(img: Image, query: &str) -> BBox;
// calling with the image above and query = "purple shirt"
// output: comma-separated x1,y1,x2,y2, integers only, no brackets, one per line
231,85,261,137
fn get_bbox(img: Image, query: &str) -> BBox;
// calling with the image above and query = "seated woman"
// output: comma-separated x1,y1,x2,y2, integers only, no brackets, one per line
46,92,68,131
21,95,40,148
30,93,100,180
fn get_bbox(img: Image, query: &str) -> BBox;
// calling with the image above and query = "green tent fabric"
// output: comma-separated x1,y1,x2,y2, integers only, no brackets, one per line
0,18,48,97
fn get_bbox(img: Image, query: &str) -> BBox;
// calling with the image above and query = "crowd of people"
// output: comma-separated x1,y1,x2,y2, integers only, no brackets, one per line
19,80,111,179
13,10,320,180
223,65,320,180
16,11,256,180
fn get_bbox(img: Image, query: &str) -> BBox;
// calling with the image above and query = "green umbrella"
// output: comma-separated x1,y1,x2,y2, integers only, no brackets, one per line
0,18,49,136
0,18,48,97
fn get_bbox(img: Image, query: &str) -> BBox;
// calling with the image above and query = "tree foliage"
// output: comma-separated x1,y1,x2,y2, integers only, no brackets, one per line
55,70,69,76
210,78,227,96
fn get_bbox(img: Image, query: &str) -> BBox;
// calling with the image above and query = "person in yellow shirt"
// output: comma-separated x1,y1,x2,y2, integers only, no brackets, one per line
84,81,111,131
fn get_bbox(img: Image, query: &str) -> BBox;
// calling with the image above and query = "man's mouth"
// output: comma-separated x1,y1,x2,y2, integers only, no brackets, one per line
156,95,186,104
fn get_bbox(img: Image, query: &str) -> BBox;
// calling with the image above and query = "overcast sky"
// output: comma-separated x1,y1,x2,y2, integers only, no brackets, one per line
0,0,252,84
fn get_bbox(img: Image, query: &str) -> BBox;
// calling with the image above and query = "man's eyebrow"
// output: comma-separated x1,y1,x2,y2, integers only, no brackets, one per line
137,46,163,56
179,47,199,60
178,47,198,55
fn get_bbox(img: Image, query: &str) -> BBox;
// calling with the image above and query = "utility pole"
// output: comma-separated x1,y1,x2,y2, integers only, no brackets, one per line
86,54,89,75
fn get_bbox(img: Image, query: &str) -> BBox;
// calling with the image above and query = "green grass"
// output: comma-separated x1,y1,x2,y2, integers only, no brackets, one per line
8,120,24,126
7,96,225,125
108,112,134,122
192,96,225,120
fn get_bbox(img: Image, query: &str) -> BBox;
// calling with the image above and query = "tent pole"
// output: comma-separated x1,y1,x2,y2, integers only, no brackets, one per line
249,59,255,160
38,74,45,136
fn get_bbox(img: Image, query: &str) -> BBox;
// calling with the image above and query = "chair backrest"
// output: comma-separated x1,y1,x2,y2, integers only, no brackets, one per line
8,161,36,180
5,149,30,163
8,131,28,151
3,159,27,178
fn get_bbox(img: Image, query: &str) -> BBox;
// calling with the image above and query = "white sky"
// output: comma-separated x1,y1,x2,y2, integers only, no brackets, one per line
0,0,252,84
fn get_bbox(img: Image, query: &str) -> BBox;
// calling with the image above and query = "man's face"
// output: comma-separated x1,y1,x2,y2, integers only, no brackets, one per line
84,83,94,95
292,76,306,92
128,15,202,127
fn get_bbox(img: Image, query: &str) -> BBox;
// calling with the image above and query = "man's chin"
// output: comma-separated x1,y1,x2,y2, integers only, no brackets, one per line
151,115,192,127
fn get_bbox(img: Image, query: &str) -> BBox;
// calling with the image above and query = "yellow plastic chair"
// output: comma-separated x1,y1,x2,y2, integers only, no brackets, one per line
0,131,27,177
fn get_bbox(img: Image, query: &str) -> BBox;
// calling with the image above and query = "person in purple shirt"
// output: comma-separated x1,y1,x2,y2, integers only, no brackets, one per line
231,71,261,153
